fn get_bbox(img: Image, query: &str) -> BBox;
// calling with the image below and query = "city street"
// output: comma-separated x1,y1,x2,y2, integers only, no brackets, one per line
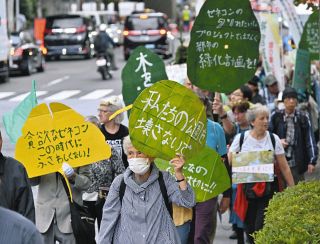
0,46,128,156
0,41,239,244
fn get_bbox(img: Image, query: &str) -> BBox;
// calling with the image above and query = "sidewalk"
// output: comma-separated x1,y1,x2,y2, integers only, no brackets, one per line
214,212,236,244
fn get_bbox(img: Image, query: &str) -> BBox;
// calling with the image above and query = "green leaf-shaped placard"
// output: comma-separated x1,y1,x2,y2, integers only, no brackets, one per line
187,0,261,93
129,80,207,161
299,10,320,61
121,46,168,107
155,146,231,202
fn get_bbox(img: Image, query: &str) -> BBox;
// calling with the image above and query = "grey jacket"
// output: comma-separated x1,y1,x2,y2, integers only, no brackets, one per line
30,166,91,233
98,165,195,244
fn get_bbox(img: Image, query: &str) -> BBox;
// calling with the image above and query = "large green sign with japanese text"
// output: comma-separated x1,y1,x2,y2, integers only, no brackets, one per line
156,146,230,202
122,46,168,107
299,10,319,61
129,80,207,161
187,0,261,93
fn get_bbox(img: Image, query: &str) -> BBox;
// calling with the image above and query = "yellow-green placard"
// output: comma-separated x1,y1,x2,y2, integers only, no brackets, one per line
156,146,230,202
129,80,207,161
187,0,261,93
15,103,111,178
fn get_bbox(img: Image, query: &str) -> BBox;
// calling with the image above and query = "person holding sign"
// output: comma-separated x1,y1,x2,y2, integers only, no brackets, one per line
229,105,294,244
98,136,195,244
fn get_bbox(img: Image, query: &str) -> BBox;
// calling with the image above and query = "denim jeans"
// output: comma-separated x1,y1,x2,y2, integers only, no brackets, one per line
176,221,191,244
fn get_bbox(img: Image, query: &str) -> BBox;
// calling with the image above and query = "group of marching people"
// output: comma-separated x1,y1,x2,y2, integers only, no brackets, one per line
1,60,320,244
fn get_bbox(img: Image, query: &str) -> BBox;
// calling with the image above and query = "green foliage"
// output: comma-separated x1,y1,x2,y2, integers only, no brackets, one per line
254,181,320,243
20,0,36,27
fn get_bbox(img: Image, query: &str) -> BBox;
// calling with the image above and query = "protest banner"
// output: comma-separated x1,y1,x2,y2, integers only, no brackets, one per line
156,146,230,202
122,46,168,107
15,102,111,178
3,80,38,144
299,10,320,61
232,150,274,184
129,80,207,161
292,49,310,93
258,13,285,90
187,0,261,93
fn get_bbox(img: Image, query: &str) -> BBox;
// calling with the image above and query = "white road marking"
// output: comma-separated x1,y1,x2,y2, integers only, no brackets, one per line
9,91,48,102
79,89,114,100
46,75,70,87
44,90,81,101
0,92,16,99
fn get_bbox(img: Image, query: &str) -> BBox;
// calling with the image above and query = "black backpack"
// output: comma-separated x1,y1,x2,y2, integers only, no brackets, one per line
119,171,173,218
239,131,275,151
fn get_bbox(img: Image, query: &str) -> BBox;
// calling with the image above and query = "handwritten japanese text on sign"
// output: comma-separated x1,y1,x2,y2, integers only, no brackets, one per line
187,0,261,93
129,80,207,161
299,11,320,61
156,146,230,202
122,46,168,107
15,103,111,178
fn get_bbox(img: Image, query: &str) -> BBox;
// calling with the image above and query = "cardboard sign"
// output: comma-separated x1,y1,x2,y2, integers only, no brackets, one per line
232,150,274,184
122,46,168,107
299,10,320,61
187,0,261,93
15,103,111,178
129,80,207,161
156,146,230,202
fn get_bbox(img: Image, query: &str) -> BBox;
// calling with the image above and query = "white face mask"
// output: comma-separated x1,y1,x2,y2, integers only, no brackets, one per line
128,158,150,175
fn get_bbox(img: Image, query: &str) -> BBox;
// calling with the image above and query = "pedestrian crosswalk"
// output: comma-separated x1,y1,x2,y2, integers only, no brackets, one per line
0,89,115,102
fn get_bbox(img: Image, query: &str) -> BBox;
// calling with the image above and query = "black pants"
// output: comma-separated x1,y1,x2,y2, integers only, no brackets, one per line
83,197,106,232
244,196,271,244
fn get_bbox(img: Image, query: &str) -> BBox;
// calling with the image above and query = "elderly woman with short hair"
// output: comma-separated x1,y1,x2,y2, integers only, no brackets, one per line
98,136,195,244
229,105,294,244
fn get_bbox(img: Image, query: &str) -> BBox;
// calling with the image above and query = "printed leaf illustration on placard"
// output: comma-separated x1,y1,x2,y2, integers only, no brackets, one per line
122,46,168,107
15,103,111,178
156,146,230,202
299,10,320,61
129,80,207,161
187,0,261,93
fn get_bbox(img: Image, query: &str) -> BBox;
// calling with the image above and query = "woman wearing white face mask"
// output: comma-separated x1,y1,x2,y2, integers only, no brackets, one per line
98,136,195,244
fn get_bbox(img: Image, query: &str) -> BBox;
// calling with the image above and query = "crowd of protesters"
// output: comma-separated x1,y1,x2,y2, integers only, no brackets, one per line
1,53,320,244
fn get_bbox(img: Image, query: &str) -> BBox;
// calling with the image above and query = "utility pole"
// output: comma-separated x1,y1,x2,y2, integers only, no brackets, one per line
7,0,14,32
36,0,42,18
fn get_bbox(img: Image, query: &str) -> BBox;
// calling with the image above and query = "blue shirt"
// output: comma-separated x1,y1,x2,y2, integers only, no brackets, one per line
206,119,227,156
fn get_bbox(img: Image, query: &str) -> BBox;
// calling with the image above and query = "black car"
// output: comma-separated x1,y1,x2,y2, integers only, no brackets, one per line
123,11,175,60
9,31,45,75
44,14,95,60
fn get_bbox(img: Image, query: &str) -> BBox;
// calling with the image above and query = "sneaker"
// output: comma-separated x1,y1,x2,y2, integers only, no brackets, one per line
229,231,238,239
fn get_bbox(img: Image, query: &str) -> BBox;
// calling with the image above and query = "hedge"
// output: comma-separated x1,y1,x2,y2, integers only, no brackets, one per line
254,180,320,243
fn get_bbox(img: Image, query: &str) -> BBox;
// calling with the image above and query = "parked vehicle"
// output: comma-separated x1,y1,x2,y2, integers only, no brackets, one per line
123,11,175,60
9,31,45,75
44,14,95,60
96,52,112,80
0,0,10,83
